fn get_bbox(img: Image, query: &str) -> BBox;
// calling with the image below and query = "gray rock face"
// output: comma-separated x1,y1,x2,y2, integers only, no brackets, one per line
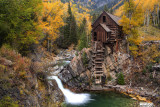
69,55,85,77
0,57,13,66
58,48,91,90
152,64,160,71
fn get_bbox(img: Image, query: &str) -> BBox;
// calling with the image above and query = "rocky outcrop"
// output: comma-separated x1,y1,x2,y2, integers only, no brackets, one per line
0,46,64,107
58,48,92,90
152,64,160,71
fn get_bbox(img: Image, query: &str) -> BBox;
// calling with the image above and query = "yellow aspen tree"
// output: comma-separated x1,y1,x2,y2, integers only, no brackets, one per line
38,1,65,51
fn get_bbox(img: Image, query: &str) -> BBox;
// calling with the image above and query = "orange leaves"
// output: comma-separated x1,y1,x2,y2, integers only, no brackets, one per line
119,15,130,34
0,45,30,73
68,2,92,33
115,0,159,20
141,44,160,63
38,1,65,41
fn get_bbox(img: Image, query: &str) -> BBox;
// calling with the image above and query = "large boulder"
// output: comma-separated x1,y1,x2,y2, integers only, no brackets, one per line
69,55,85,77
152,64,160,71
58,48,92,89
0,57,13,66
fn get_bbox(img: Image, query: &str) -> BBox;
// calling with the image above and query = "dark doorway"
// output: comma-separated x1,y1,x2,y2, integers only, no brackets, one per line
94,32,97,41
103,16,106,22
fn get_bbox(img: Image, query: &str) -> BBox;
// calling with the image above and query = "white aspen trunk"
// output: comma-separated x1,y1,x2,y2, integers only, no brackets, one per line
153,6,156,26
157,4,159,24
50,40,52,53
48,39,50,52
144,12,147,26
152,12,156,26
147,10,150,27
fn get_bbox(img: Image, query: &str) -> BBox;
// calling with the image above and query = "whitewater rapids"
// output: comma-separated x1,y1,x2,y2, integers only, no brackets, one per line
48,76,91,105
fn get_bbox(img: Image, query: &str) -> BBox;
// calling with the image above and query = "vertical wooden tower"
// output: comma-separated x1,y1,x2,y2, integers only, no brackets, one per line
91,11,123,85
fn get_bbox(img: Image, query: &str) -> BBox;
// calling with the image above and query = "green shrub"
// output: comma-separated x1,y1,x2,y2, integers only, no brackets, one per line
82,52,88,67
0,96,19,107
117,72,125,85
107,75,112,81
142,69,147,75
146,63,153,72
155,57,160,63
149,74,153,79
75,52,78,56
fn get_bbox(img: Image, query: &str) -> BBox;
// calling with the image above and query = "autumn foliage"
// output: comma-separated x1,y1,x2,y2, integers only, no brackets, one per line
0,0,92,54
117,0,160,57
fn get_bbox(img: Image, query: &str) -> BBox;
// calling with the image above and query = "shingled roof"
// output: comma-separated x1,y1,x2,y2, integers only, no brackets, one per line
92,11,121,26
100,23,111,32
92,23,111,32
106,12,121,25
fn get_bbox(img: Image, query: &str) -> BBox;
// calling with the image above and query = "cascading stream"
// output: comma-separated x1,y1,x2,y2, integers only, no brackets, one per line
48,76,91,105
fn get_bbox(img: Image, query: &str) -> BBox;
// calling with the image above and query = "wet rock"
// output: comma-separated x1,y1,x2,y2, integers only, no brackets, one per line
0,57,13,66
58,69,72,83
152,64,160,71
69,55,85,77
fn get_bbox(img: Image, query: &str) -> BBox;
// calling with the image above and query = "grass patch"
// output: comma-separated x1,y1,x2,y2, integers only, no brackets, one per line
139,26,160,42
0,96,19,107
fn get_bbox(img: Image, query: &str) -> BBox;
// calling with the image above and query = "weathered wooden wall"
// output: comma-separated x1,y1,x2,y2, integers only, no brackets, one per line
92,12,117,28
92,25,107,43
92,11,123,42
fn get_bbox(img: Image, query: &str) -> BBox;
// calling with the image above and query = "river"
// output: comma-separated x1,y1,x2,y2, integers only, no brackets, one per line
47,50,142,107
48,76,139,107
66,92,139,107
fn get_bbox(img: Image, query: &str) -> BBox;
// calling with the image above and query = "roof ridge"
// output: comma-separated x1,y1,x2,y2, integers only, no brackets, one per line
92,11,121,26
100,23,111,32
104,11,121,19
104,11,121,25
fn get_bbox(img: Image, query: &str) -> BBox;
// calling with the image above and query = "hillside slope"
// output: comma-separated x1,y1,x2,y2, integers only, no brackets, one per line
61,0,123,11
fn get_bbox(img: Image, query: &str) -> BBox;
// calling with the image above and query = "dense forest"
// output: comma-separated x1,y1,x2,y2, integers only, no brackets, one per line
0,0,160,106
1,0,159,55
0,0,92,56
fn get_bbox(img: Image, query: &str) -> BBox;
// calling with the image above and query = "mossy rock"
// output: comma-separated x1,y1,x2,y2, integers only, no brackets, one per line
0,96,19,107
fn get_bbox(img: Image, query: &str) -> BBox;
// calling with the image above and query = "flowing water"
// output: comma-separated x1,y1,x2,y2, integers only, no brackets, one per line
48,76,92,105
48,51,139,107
48,76,139,107
66,92,139,107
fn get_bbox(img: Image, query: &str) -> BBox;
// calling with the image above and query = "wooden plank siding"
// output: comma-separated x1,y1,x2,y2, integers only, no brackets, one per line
92,25,108,43
92,11,123,44
92,12,118,29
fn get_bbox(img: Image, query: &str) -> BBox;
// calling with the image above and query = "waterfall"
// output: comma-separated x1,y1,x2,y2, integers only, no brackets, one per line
48,76,91,105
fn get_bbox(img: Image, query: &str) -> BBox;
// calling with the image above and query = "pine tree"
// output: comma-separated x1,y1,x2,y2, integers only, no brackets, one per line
63,2,72,47
110,8,113,14
0,0,42,55
78,18,88,51
70,15,78,45
117,72,125,85
62,2,78,48
104,4,109,12
92,13,97,23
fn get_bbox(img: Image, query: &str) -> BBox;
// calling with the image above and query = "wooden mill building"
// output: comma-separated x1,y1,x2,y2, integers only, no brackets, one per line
91,11,123,84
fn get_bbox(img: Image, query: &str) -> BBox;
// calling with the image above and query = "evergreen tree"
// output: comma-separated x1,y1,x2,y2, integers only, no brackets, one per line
78,18,88,51
64,2,72,47
117,72,125,85
110,8,113,14
70,15,78,45
0,0,42,55
62,2,78,48
92,13,97,23
104,4,109,12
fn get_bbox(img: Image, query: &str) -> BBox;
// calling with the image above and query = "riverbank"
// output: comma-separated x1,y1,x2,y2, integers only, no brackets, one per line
84,84,157,106
56,46,160,106
65,91,140,107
